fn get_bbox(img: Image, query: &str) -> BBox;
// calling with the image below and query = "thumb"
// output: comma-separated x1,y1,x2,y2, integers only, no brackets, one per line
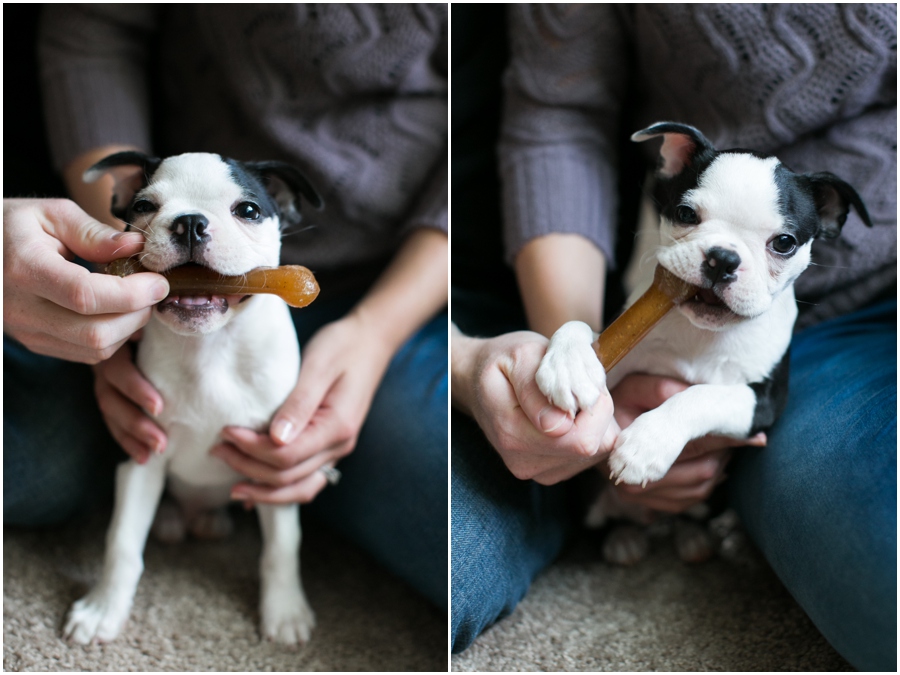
268,360,333,446
44,201,145,264
502,358,575,437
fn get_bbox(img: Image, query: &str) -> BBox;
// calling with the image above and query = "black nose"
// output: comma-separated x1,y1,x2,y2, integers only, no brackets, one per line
702,247,741,285
170,214,209,251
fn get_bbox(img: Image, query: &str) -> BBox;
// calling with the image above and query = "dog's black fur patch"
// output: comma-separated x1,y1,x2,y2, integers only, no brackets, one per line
748,348,791,435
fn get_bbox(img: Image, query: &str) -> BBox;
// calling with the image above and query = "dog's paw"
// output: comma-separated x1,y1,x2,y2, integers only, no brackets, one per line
151,499,186,544
673,518,715,564
603,525,650,565
189,508,233,540
608,414,682,486
64,590,131,644
261,587,316,646
536,321,606,415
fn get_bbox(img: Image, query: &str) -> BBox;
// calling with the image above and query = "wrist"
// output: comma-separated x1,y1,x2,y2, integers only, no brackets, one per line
450,323,483,415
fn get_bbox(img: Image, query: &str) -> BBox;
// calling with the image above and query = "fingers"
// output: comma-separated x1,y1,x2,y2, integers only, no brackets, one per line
267,360,334,446
96,342,164,416
615,449,732,513
17,299,155,364
231,472,331,505
33,251,169,316
679,431,767,461
94,375,167,464
38,199,145,263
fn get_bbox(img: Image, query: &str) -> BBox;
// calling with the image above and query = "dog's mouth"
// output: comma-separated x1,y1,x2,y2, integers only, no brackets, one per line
687,287,727,308
158,294,246,314
155,264,252,317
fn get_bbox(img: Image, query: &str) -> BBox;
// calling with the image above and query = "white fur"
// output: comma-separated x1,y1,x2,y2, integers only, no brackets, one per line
65,154,314,645
538,152,804,486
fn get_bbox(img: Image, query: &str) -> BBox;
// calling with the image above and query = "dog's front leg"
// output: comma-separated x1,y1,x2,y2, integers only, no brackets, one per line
609,383,757,486
64,456,167,644
256,503,315,645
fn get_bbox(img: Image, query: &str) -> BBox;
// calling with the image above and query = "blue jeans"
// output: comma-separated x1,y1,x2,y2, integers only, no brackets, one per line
4,289,448,611
450,295,896,670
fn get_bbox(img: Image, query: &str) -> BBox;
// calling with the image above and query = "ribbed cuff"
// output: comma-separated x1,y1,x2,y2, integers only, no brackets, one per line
500,144,617,266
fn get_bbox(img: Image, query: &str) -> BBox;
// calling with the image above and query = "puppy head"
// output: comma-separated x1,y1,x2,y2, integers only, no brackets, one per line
85,151,322,335
633,122,872,330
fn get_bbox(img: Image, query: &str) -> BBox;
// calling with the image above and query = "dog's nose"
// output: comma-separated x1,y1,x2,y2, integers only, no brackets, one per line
703,247,741,285
170,214,210,251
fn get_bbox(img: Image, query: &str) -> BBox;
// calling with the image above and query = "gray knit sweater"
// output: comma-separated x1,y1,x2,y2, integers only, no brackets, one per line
501,4,896,328
39,4,447,275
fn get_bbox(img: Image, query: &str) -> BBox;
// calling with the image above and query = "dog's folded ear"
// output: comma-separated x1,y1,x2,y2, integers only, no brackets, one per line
244,161,324,228
631,122,717,179
83,151,162,222
802,172,874,239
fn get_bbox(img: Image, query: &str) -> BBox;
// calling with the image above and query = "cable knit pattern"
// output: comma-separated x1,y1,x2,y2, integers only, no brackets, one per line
502,4,896,327
39,4,447,272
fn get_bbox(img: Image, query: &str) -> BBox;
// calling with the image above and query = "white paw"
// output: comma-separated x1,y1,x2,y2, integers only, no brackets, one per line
536,321,606,415
64,589,132,644
189,508,233,540
261,586,316,646
608,414,683,486
151,500,186,544
603,525,650,566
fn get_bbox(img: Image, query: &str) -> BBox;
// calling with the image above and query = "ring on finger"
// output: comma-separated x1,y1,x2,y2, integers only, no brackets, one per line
320,465,342,486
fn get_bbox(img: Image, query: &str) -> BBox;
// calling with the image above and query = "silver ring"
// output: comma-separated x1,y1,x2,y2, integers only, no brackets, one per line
320,466,342,486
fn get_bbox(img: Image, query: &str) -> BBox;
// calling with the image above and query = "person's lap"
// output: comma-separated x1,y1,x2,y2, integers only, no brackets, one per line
3,289,449,610
729,298,897,671
450,292,896,668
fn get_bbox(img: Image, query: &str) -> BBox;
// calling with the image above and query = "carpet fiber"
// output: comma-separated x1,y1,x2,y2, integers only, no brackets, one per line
451,524,852,672
4,509,447,672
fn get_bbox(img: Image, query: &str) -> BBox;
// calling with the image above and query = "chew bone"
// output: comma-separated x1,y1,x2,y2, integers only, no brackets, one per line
105,257,319,308
593,265,697,370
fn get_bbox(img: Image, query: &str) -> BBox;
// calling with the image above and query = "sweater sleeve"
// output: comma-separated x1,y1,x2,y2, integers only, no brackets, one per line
400,146,448,235
499,4,631,266
38,4,158,171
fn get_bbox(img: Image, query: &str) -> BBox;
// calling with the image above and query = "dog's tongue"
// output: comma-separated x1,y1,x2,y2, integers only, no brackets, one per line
696,288,725,306
175,295,215,307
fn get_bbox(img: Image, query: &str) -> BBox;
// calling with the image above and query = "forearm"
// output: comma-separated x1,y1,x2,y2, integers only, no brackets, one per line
514,233,606,338
349,227,448,356
63,144,144,228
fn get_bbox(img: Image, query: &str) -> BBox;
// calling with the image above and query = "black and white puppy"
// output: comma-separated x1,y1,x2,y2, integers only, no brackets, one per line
537,122,872,563
64,152,322,644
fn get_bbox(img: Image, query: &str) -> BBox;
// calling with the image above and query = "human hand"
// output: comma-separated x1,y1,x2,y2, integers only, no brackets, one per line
608,374,766,512
3,198,169,363
93,336,167,464
451,326,618,485
211,312,394,504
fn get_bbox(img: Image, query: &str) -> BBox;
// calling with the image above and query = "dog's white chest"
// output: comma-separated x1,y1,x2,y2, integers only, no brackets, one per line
137,297,300,495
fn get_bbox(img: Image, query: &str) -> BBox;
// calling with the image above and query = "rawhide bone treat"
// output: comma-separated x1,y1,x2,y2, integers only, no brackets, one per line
594,265,698,370
105,257,320,308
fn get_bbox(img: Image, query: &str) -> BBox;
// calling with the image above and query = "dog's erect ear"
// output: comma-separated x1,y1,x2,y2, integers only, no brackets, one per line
631,122,717,178
83,151,162,221
244,161,324,227
803,172,873,239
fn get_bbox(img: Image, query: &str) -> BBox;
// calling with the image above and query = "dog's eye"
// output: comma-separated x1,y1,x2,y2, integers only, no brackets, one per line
132,199,157,214
770,234,797,255
675,205,699,225
234,202,260,221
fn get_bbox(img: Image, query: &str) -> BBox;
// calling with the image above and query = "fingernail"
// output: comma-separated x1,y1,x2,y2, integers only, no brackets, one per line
231,489,247,501
271,419,295,445
151,437,165,454
538,406,568,433
151,281,170,302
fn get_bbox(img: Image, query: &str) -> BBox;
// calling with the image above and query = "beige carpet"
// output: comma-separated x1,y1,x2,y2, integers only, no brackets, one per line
4,509,447,672
452,524,852,672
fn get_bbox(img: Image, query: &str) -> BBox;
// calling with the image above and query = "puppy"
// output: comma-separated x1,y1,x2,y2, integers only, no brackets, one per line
64,151,323,644
537,122,872,564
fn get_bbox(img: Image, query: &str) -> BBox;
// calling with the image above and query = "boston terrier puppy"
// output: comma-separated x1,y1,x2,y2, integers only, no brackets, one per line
64,151,323,644
536,122,872,564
